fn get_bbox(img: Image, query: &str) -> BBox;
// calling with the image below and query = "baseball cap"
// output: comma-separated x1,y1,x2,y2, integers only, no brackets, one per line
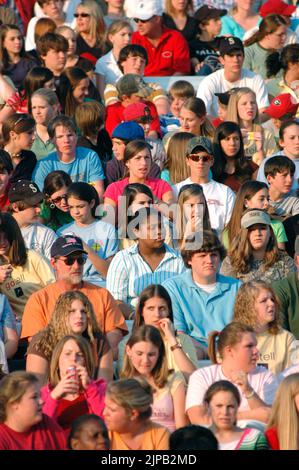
133,0,163,20
195,5,227,22
111,121,145,141
50,235,87,258
215,87,240,106
186,136,213,155
259,0,296,18
116,74,152,99
123,102,153,122
241,210,272,229
8,180,44,205
264,93,299,119
219,36,244,56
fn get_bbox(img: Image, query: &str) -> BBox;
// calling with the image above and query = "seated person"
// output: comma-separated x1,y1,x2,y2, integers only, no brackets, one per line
159,80,195,135
0,150,13,212
263,93,299,141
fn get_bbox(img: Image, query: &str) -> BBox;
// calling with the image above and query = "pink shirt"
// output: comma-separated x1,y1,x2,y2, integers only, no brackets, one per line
104,177,172,204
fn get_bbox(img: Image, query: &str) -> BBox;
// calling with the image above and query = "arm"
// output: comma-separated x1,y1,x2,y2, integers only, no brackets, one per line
106,328,124,361
3,326,18,359
26,353,49,385
97,348,113,383
93,180,104,200
187,404,211,426
82,240,110,278
162,190,175,205
172,381,190,429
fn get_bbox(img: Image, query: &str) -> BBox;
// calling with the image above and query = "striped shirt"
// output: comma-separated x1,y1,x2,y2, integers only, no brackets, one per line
106,243,186,307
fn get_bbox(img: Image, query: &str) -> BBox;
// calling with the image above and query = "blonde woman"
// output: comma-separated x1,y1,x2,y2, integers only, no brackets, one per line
161,131,194,185
162,0,197,42
233,280,296,375
221,0,261,40
56,25,79,68
266,374,299,450
26,290,113,384
75,0,106,63
226,87,277,165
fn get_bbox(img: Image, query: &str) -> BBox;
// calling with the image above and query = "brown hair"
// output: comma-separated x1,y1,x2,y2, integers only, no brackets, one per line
208,322,255,364
181,229,226,269
123,140,152,178
165,0,193,17
204,380,241,407
0,113,35,147
106,378,153,421
36,32,68,56
34,17,56,43
58,67,89,117
106,19,132,48
244,14,287,47
75,100,105,137
0,371,39,423
164,132,194,184
169,80,195,99
181,98,214,138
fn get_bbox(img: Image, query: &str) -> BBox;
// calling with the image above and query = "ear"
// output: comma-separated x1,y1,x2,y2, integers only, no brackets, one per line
130,408,140,421
11,202,20,213
69,438,79,450
50,258,57,270
244,198,248,208
9,130,18,141
125,344,132,357
219,56,225,66
266,174,273,185
90,199,96,209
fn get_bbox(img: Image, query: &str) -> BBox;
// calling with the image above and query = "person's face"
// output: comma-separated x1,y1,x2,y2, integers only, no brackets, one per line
58,338,85,378
170,95,186,118
0,169,10,195
220,52,244,74
53,250,86,285
186,151,213,178
248,224,270,251
31,95,56,125
60,28,77,56
142,296,169,327
220,131,241,158
49,185,70,212
3,29,22,55
227,332,258,372
73,78,90,103
68,196,94,224
171,0,188,11
265,25,287,50
180,108,204,134
67,299,88,334
42,49,67,75
107,0,124,8
208,391,238,431
279,125,299,159
237,93,257,122
183,194,205,225
129,192,152,213
0,232,10,256
245,188,269,211
16,204,41,225
112,138,126,160
202,17,222,37
267,170,293,195
121,54,146,75
12,383,44,429
53,125,77,156
13,129,35,150
110,26,132,50
218,102,227,121
103,396,131,433
254,289,276,329
137,119,151,137
75,6,92,33
135,16,159,37
235,0,255,11
42,0,63,19
188,251,220,281
71,419,108,450
135,215,165,248
126,148,151,180
126,340,159,377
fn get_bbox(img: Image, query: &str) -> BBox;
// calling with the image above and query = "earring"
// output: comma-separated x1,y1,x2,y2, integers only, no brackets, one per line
49,203,55,209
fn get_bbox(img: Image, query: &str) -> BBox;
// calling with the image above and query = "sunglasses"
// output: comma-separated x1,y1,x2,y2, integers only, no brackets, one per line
188,154,212,162
56,255,87,266
51,194,68,204
134,16,154,24
74,12,90,18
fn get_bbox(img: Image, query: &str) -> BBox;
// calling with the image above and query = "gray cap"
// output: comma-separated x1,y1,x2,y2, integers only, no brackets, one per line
241,210,271,229
116,74,152,99
186,136,213,155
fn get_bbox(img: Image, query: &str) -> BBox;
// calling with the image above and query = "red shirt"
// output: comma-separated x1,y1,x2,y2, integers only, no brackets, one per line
265,427,280,450
132,27,191,76
105,100,161,137
0,414,66,450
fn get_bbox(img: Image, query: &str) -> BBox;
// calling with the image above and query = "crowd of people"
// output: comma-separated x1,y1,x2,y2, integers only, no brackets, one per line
0,0,299,451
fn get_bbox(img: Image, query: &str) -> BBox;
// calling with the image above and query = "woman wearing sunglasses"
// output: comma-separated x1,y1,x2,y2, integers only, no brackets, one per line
174,136,235,235
75,0,106,64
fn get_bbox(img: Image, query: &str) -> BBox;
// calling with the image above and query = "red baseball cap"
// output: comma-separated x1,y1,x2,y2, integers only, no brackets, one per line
264,93,299,119
123,102,152,122
259,0,296,17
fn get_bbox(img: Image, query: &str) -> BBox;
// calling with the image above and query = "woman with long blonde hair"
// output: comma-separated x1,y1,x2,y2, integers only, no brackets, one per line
75,0,106,63
220,0,260,40
226,87,277,165
180,98,214,140
162,0,197,42
266,374,299,449
26,290,113,383
161,131,194,185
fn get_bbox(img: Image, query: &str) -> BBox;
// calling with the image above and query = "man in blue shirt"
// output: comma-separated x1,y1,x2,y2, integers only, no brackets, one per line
33,115,105,199
163,230,242,359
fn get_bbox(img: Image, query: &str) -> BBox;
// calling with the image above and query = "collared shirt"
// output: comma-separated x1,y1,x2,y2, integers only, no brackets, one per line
31,133,56,161
132,27,191,76
106,243,186,307
95,50,122,85
163,270,242,346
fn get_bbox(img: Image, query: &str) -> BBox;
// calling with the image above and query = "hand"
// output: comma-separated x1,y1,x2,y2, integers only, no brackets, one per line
230,370,250,394
76,364,91,390
157,318,176,342
0,264,13,283
50,371,79,400
253,131,263,152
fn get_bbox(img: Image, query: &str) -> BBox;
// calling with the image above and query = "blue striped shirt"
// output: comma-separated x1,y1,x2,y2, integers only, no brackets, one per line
106,243,186,307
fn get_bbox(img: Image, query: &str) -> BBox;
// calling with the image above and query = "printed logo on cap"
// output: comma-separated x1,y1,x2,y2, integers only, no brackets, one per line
228,37,235,45
65,237,78,244
29,183,38,193
273,99,281,106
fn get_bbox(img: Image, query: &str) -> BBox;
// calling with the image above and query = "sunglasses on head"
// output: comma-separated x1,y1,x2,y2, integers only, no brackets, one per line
57,255,87,266
51,194,68,204
74,12,90,17
134,16,154,24
188,154,212,162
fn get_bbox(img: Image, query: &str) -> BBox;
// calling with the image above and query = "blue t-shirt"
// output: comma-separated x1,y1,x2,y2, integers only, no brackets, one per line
58,220,118,287
33,147,105,191
220,15,262,40
0,294,17,341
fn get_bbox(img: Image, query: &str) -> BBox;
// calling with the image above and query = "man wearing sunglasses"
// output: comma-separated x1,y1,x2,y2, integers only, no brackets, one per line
130,0,190,76
21,235,127,359
174,136,235,234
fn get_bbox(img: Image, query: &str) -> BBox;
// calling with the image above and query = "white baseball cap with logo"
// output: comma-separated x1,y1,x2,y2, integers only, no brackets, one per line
132,0,163,20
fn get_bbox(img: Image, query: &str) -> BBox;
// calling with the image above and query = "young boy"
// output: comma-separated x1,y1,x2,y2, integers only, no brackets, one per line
265,155,299,217
8,179,57,260
36,32,68,84
160,80,195,135
0,150,13,212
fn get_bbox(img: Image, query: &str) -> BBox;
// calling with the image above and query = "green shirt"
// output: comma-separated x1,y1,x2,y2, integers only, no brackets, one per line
273,272,299,339
31,133,55,161
40,201,73,232
243,43,277,80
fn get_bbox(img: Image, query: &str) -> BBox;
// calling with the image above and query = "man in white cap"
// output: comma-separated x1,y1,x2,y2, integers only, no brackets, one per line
130,0,191,76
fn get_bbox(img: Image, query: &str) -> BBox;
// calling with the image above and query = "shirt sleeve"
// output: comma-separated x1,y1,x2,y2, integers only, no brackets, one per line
32,160,49,191
32,253,55,287
243,46,253,71
0,294,17,333
21,292,48,339
105,104,121,137
196,75,216,115
224,187,236,226
103,225,119,258
253,74,269,109
261,370,279,405
185,369,210,411
99,288,128,334
162,280,188,333
106,252,130,304
172,33,191,75
87,150,105,182
104,182,119,203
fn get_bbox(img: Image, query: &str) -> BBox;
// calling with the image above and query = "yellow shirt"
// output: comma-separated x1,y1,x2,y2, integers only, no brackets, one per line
257,328,297,375
0,250,55,320
109,422,169,450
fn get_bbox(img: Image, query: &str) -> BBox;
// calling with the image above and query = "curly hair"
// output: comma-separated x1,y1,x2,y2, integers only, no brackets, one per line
233,281,280,335
33,291,101,361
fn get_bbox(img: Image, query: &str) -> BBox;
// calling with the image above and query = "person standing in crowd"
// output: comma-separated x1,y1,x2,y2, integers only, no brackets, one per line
0,150,13,212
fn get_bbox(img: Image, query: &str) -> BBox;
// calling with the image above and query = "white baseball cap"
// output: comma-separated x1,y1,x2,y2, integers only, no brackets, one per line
133,0,163,20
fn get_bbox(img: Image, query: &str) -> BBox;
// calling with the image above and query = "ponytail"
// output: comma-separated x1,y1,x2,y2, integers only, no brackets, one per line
244,14,287,48
208,322,255,364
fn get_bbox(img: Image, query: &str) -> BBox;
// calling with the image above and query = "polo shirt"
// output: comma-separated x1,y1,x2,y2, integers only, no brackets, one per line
163,271,242,346
132,27,190,76
31,133,55,161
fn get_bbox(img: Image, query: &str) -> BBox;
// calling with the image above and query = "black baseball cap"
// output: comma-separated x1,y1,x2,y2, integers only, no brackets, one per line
8,180,44,205
215,88,240,105
219,36,244,57
195,5,227,22
51,235,87,258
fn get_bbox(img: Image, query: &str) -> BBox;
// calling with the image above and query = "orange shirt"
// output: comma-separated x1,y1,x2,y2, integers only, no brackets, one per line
109,422,169,450
21,281,127,340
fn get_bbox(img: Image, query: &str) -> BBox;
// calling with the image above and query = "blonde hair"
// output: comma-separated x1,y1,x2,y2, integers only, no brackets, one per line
0,372,39,422
267,374,299,449
226,87,261,133
208,322,255,364
165,0,193,16
76,0,106,48
29,87,59,115
106,19,132,47
107,378,153,421
181,97,214,138
164,131,193,184
233,281,280,335
49,334,94,388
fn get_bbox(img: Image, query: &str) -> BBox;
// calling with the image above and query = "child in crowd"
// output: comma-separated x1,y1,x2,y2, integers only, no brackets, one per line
160,80,195,135
68,414,109,450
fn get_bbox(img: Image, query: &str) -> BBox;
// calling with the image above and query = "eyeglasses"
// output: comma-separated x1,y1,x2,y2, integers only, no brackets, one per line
74,12,91,18
188,154,212,162
56,255,87,266
51,194,68,204
134,16,154,24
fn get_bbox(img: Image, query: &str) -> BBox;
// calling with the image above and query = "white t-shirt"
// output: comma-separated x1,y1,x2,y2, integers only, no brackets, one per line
174,178,235,234
21,223,57,261
95,50,122,85
196,68,269,117
186,364,278,412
